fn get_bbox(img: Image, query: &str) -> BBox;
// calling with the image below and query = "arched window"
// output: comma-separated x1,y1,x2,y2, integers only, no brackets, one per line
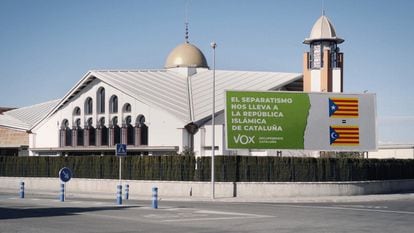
125,116,134,145
136,115,148,145
87,117,94,128
99,117,108,146
61,119,70,130
75,119,84,146
123,103,131,113
60,119,72,146
97,87,105,114
109,95,118,113
99,117,105,127
125,116,132,125
84,97,93,115
111,116,118,126
75,119,81,127
73,107,81,116
87,118,95,146
136,115,145,126
112,116,121,145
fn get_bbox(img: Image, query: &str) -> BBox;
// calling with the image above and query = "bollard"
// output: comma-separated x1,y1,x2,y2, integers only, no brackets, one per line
19,181,25,199
125,184,129,200
152,187,158,209
60,183,65,202
117,184,122,205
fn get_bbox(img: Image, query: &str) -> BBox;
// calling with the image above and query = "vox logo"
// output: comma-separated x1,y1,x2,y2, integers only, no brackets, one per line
233,134,255,144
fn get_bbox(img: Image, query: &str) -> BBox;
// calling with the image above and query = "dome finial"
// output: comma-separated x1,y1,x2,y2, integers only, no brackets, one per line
164,0,208,69
185,22,189,43
322,0,325,16
185,0,190,43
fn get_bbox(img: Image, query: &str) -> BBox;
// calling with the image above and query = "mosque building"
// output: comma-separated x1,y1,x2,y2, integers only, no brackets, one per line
0,14,345,157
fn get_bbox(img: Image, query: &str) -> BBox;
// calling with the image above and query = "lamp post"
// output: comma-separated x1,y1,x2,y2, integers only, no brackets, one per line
211,41,217,200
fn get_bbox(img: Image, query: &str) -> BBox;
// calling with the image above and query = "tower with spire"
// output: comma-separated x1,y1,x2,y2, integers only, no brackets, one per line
303,14,344,92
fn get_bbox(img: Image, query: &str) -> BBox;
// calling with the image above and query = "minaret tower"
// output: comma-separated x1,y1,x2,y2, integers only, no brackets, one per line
303,13,344,92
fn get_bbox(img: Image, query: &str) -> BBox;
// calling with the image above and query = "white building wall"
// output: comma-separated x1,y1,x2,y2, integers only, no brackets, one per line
147,106,183,147
32,113,60,148
332,68,342,92
31,79,185,154
194,127,205,156
310,70,321,92
196,125,225,156
368,147,414,159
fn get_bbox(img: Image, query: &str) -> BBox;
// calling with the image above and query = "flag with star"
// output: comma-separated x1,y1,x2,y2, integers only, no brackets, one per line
329,97,359,118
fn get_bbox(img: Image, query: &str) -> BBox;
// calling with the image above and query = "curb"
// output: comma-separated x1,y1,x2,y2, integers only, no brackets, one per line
2,189,413,204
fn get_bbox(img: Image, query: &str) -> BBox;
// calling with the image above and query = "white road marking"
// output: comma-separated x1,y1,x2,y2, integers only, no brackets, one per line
92,202,105,205
334,204,388,209
159,208,273,222
161,215,272,222
78,212,141,222
196,209,269,216
78,207,274,223
275,204,414,215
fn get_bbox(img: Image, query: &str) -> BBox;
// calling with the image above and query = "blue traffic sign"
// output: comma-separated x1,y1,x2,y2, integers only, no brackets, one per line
59,167,72,183
116,144,127,156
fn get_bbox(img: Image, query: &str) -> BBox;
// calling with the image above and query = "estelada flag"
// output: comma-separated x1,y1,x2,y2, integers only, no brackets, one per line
329,97,359,118
330,125,360,146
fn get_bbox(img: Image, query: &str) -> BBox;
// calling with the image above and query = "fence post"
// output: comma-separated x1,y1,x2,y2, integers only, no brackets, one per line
152,187,158,209
19,181,25,199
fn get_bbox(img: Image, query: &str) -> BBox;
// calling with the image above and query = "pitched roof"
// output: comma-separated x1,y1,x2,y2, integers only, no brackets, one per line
93,70,190,122
190,70,302,122
0,99,60,130
39,69,302,127
0,107,15,114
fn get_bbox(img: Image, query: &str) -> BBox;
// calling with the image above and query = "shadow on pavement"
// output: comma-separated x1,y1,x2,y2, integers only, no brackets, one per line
0,205,139,220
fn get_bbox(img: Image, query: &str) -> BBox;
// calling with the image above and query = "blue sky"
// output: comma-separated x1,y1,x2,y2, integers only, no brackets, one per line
0,0,413,144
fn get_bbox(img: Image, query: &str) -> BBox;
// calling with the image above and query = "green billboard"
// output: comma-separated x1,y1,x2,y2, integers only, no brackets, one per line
226,91,310,149
225,90,377,151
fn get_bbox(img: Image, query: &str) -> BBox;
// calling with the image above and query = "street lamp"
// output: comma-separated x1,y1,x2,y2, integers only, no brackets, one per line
211,41,217,200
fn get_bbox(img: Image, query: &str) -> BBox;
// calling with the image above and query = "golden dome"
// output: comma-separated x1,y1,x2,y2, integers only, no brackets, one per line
165,42,208,68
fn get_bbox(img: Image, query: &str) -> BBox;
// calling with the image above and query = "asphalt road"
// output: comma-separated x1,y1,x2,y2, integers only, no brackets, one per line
1,194,413,233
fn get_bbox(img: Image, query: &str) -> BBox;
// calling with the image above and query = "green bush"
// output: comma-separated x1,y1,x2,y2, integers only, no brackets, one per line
1,155,414,182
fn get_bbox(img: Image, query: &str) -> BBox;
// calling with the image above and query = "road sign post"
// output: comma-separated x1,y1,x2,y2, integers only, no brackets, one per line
115,144,127,205
58,167,72,202
59,167,72,183
60,183,65,202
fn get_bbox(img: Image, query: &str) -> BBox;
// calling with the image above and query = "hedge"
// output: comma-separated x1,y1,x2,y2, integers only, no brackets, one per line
1,155,414,182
